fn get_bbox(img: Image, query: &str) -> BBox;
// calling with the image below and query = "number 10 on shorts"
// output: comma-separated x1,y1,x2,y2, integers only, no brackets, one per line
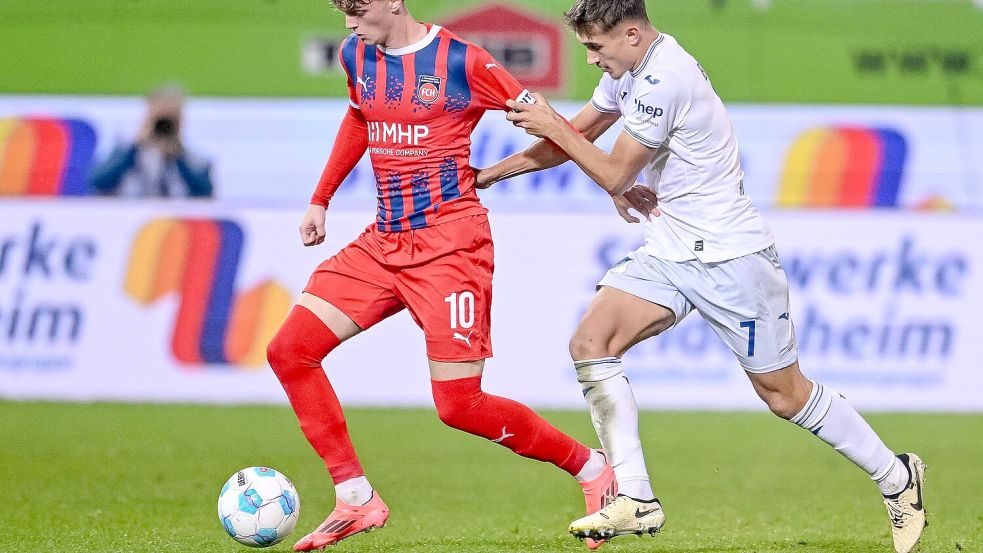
444,291,475,329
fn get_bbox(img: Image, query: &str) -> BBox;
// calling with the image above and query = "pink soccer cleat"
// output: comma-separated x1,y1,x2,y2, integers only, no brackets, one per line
292,492,389,551
579,453,618,550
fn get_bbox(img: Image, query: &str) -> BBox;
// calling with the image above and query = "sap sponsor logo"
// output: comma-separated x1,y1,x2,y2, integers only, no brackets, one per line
633,98,663,117
125,219,291,368
367,122,430,146
0,221,98,370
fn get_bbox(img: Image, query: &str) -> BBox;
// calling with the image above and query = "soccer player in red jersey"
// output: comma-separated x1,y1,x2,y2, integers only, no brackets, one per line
266,0,616,549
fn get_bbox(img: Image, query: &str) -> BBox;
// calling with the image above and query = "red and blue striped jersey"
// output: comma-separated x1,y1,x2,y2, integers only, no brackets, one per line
339,25,531,231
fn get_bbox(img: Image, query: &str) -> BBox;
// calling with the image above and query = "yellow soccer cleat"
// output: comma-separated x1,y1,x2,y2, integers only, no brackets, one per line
883,453,927,553
569,494,665,542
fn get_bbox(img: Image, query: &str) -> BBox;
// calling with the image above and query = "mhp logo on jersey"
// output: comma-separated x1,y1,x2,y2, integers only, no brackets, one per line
416,75,441,105
0,117,96,197
778,127,907,208
125,219,291,368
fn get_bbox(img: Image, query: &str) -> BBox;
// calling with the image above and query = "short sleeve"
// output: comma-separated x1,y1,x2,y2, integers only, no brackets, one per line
469,47,533,110
338,35,361,110
622,71,689,149
590,74,621,114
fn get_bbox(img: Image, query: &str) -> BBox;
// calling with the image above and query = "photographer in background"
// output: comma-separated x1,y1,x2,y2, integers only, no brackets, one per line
89,85,213,198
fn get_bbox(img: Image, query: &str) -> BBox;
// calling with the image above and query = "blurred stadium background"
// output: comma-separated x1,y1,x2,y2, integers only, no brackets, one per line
1,1,981,552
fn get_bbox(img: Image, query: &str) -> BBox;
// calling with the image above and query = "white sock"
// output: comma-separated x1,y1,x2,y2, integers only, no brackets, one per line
335,476,373,506
575,357,655,501
574,449,607,482
790,380,908,496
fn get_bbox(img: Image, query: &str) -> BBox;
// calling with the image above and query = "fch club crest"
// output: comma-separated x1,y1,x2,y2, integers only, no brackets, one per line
416,75,441,105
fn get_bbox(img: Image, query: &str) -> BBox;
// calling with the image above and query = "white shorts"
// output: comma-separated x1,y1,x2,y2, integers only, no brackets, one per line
598,245,798,373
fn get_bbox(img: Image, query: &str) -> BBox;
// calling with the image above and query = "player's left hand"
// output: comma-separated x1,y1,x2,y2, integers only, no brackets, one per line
506,92,565,139
471,166,493,189
612,183,660,223
623,183,661,218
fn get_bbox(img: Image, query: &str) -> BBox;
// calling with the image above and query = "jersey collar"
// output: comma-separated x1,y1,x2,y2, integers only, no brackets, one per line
630,33,667,78
379,24,442,56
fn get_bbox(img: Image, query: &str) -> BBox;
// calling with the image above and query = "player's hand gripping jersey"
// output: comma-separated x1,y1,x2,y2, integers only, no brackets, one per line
312,25,533,231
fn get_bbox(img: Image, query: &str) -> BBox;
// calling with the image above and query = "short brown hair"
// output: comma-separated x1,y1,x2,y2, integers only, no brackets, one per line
331,0,373,15
563,0,649,35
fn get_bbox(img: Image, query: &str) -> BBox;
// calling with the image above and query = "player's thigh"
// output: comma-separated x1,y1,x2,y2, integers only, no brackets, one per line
429,359,484,381
693,246,798,373
296,292,362,342
304,234,405,335
397,217,494,363
573,250,691,359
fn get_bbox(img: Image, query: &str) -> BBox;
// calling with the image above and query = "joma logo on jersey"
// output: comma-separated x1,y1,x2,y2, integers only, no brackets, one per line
367,122,430,145
633,98,664,117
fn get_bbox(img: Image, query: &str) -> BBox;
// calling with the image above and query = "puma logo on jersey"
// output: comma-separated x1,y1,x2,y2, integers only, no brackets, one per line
491,426,514,443
485,63,498,70
644,75,661,85
453,331,473,347
356,76,369,93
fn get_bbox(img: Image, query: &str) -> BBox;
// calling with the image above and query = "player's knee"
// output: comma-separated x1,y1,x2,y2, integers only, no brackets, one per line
569,331,615,361
266,333,294,374
761,392,800,420
266,331,321,374
433,395,471,428
431,379,485,429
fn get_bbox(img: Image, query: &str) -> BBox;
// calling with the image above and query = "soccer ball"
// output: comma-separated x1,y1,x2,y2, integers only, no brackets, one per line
218,467,301,547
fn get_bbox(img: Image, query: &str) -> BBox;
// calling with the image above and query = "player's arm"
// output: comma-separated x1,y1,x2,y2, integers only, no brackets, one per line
475,103,619,188
508,93,655,195
300,106,368,246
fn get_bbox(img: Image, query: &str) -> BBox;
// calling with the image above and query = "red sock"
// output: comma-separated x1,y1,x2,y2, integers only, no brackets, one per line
431,376,590,476
267,305,363,484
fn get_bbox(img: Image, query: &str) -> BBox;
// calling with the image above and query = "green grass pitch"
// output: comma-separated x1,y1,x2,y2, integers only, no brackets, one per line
2,402,981,552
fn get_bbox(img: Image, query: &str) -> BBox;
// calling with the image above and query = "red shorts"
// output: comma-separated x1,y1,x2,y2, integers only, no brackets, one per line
305,214,494,362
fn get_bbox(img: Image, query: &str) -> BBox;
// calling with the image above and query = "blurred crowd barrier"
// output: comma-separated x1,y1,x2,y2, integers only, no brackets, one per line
1,96,981,210
1,200,980,411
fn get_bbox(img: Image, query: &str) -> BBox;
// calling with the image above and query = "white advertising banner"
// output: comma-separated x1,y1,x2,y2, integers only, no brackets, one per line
1,95,981,211
0,201,980,411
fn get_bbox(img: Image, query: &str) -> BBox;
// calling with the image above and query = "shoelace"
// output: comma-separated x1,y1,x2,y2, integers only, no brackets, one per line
885,498,907,528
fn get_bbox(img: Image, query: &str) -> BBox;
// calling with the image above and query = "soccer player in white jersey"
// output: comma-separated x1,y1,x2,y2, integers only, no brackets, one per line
475,1,927,551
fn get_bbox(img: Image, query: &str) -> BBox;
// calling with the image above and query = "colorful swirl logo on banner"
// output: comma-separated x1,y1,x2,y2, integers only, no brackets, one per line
778,127,907,208
125,219,291,367
0,117,96,196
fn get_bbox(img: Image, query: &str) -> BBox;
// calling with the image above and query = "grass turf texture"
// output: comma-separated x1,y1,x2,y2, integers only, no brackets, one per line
2,402,981,552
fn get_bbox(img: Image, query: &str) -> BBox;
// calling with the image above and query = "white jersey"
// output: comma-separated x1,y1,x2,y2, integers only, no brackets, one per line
591,33,773,263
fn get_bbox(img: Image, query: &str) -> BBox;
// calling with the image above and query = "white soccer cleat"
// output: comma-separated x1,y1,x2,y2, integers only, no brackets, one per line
883,453,927,553
569,494,665,542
